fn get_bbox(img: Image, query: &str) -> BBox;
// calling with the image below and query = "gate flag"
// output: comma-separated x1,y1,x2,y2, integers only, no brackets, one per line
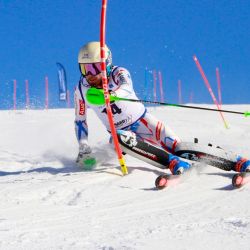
56,62,67,101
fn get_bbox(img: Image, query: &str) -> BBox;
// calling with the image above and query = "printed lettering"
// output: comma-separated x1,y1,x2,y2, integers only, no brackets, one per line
102,103,122,115
79,100,85,115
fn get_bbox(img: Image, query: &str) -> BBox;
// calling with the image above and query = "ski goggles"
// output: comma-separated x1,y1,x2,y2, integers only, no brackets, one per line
80,63,102,76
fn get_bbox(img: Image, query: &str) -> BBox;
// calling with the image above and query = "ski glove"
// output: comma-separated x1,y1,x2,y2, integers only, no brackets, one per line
76,143,91,162
79,143,92,154
76,141,91,162
76,144,96,170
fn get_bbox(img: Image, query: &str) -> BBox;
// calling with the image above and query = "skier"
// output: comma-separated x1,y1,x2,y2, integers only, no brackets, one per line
74,41,250,175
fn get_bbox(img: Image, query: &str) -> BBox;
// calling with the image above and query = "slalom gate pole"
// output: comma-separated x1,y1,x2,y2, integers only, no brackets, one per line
144,68,149,100
216,67,222,108
153,70,157,102
193,55,229,129
45,76,49,110
100,0,128,175
178,80,182,104
25,79,30,109
190,91,193,103
67,90,70,108
158,71,164,102
86,88,250,117
13,79,17,110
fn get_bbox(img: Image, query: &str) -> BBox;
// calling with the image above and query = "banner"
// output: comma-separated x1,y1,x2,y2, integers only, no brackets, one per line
56,62,67,101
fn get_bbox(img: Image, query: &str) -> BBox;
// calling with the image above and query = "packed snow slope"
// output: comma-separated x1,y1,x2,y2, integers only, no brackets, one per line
0,105,250,250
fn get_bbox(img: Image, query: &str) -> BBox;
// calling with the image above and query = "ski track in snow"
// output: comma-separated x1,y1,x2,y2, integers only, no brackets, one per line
0,106,250,250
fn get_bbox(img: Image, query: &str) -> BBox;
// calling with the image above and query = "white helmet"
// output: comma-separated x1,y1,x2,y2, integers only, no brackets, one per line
78,41,112,76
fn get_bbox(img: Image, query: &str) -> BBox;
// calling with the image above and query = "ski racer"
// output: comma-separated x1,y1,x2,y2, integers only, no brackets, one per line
74,41,250,174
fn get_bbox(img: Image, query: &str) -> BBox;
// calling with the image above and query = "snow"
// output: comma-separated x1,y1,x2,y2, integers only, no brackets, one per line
0,106,250,250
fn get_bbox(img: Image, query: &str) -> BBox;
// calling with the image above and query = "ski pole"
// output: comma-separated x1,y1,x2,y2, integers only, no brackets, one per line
86,87,250,117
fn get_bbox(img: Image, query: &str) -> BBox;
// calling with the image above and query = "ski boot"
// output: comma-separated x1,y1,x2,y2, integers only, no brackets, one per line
155,155,191,189
168,155,191,175
234,156,250,173
232,156,250,188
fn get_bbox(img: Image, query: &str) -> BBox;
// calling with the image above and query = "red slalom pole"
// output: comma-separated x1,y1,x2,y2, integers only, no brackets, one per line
193,55,229,128
13,79,17,110
100,0,128,175
67,90,70,108
45,76,49,110
189,91,194,103
25,79,29,109
158,71,164,102
216,67,222,108
178,80,182,104
153,70,157,102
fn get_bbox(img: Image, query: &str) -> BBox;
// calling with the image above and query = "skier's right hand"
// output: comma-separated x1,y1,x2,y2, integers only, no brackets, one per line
76,143,97,170
76,142,92,163
79,142,92,154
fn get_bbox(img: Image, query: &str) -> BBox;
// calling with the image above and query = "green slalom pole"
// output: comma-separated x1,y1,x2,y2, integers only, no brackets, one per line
86,88,250,117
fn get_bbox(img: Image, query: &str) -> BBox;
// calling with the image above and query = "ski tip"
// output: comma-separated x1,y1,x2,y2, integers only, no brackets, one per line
155,175,168,190
232,173,244,188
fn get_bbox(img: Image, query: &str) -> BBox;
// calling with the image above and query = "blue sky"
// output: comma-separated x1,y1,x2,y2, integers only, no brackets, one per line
0,0,249,109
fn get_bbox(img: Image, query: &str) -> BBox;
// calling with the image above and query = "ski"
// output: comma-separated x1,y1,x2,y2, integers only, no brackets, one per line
174,140,236,171
116,130,249,190
155,174,184,189
232,172,250,188
154,165,197,190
